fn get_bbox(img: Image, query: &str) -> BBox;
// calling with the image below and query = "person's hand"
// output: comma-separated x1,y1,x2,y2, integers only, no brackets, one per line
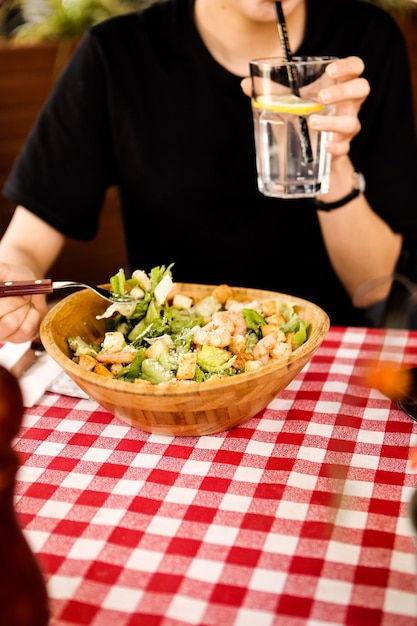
0,263,49,343
310,56,369,157
241,55,370,158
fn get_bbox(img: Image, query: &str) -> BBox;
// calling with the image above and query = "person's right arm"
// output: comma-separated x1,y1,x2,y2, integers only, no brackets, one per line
0,206,66,343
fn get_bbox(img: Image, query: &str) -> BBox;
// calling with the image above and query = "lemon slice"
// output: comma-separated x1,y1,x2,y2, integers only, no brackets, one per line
252,94,324,115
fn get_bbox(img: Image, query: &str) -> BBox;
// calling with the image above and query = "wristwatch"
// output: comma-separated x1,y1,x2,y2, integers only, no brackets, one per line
313,172,366,211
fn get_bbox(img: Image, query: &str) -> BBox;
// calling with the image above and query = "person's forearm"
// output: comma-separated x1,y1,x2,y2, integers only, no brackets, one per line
0,206,65,277
0,244,46,279
317,195,402,307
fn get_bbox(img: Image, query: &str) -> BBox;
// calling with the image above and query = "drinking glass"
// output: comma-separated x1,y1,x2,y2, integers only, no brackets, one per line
250,56,337,199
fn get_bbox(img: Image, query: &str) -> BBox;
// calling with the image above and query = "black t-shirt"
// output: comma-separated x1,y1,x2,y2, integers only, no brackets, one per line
3,0,417,326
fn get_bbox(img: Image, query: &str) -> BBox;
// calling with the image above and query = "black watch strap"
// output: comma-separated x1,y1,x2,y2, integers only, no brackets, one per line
313,172,365,211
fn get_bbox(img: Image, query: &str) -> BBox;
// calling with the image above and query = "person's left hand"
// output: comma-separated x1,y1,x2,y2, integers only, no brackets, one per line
241,55,370,157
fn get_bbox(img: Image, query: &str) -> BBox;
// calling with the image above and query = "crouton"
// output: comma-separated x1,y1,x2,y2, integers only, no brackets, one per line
78,353,98,371
261,325,280,337
261,298,279,317
176,352,197,380
145,338,169,359
232,353,252,371
93,362,114,377
212,284,233,304
266,313,285,325
229,335,246,354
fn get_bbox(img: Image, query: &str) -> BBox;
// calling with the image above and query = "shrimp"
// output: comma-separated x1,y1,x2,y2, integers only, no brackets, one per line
271,341,292,363
252,331,292,365
96,350,136,364
192,323,231,348
131,269,152,291
252,332,278,365
211,311,246,337
192,311,246,348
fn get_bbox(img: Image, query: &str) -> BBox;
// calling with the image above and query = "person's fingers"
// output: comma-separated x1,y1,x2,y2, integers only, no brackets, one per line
0,296,47,343
310,113,361,136
319,77,370,107
327,56,365,81
240,77,251,97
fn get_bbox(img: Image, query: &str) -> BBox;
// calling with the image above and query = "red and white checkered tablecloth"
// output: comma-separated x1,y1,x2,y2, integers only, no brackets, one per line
11,327,417,626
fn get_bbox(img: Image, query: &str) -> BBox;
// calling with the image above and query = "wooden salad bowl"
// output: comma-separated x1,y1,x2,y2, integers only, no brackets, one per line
40,283,330,436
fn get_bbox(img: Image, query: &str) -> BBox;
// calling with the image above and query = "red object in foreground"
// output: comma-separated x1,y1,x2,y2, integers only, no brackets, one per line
0,365,50,625
362,359,414,402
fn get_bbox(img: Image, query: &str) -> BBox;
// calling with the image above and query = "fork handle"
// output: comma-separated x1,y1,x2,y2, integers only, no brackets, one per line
0,279,53,297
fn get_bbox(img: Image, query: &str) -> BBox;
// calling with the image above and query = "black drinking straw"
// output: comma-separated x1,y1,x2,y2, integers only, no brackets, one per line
274,2,313,164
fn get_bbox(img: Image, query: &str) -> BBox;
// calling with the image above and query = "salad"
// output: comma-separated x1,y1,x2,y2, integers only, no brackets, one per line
67,264,310,385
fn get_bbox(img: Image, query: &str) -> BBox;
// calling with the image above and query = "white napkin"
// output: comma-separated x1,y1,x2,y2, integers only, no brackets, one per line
19,349,63,406
47,369,90,400
0,341,33,373
0,341,89,407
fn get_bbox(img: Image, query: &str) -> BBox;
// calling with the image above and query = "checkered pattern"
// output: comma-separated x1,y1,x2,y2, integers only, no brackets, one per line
10,327,417,625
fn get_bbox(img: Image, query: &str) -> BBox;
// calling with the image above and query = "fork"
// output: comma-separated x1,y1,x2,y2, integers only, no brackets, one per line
0,279,137,303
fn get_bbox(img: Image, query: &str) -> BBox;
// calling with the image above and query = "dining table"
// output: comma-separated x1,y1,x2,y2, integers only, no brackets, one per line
6,325,417,626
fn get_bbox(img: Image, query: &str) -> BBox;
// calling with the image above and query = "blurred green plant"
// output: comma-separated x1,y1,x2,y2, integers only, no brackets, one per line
0,0,153,41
